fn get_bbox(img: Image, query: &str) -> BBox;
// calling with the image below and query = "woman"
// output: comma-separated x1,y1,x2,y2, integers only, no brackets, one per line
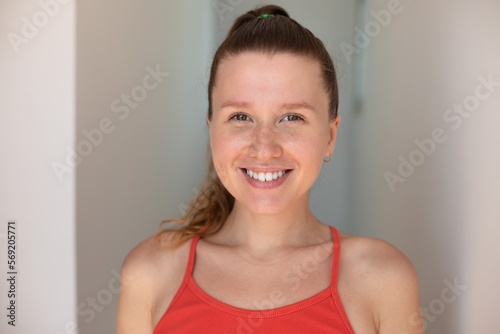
117,5,422,333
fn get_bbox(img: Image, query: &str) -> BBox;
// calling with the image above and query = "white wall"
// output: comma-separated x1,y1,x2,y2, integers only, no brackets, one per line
451,2,500,332
350,0,500,332
0,1,76,333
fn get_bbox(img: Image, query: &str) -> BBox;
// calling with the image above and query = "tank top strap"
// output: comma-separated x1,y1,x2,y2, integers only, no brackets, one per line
329,225,353,332
160,235,201,318
330,225,341,288
184,235,200,278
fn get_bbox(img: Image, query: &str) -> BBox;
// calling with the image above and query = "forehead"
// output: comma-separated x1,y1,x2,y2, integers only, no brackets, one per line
213,52,326,107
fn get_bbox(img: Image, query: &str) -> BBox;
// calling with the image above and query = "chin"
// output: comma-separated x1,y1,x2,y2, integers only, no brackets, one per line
235,195,299,216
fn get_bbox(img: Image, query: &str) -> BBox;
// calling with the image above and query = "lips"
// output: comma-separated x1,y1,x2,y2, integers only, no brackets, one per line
240,168,292,189
244,169,289,182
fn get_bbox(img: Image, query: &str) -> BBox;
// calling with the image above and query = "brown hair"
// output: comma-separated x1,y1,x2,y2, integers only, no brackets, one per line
156,4,339,249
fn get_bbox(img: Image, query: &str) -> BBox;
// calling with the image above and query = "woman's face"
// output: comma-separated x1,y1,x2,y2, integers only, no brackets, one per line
209,52,340,215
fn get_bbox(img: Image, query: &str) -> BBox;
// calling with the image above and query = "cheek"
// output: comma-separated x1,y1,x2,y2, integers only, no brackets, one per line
285,128,328,161
210,133,226,178
210,128,246,180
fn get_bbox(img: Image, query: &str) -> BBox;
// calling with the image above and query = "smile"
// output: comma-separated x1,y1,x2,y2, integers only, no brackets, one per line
244,169,290,182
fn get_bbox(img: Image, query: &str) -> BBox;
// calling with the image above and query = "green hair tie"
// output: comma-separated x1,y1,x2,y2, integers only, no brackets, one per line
258,14,274,19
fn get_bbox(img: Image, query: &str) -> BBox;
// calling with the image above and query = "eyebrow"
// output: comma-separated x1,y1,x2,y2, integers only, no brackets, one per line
219,101,315,111
281,102,316,111
220,101,252,109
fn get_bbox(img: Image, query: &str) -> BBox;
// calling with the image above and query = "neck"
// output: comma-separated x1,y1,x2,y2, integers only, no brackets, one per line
206,198,330,260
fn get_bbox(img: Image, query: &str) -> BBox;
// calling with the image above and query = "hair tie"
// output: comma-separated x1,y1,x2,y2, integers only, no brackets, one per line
258,14,274,19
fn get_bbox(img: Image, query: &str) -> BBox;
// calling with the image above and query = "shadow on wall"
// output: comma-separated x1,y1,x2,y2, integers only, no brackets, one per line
75,1,212,333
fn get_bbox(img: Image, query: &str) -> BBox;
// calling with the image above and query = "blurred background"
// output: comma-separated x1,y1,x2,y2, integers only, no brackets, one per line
1,0,499,333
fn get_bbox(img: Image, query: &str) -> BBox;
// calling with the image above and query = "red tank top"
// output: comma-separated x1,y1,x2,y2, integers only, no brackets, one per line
153,225,355,333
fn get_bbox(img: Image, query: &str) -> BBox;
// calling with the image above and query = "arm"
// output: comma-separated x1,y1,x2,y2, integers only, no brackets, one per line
116,238,157,334
371,242,424,334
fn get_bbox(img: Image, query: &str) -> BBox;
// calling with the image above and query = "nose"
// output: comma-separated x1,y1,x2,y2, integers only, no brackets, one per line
249,123,282,160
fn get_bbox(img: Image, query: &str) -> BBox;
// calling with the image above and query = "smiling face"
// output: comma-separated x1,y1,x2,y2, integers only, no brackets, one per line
209,52,340,215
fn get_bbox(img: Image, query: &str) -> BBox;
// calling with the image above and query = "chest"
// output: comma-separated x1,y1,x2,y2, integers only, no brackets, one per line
191,242,334,310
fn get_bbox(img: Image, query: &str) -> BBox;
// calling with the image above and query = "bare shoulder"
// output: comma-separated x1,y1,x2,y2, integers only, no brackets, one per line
339,232,417,281
338,232,422,333
117,231,192,334
121,231,188,276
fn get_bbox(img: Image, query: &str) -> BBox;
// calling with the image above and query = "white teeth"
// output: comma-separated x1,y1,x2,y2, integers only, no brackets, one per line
245,169,288,182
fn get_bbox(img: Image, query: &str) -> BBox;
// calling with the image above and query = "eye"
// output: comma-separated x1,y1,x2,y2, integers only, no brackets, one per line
282,114,304,122
229,113,251,122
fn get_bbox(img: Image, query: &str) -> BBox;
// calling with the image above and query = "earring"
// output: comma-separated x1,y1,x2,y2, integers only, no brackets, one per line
323,153,332,163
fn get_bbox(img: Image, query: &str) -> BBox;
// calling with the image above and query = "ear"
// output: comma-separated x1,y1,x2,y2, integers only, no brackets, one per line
325,115,341,156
